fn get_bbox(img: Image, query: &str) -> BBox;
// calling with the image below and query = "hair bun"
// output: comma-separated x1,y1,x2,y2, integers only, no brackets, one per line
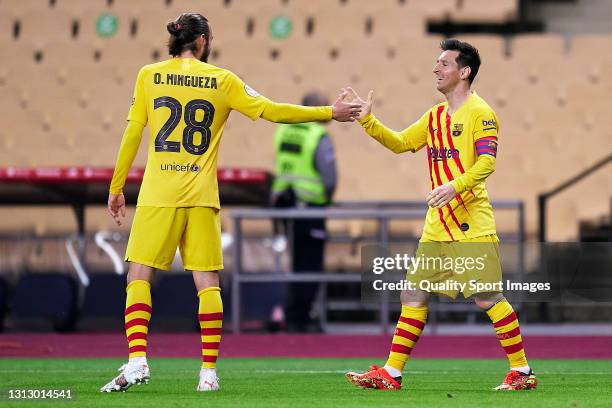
166,21,183,35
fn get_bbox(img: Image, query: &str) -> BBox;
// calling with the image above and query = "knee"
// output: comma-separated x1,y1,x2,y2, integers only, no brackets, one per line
127,263,154,283
474,293,504,310
193,270,220,292
400,289,430,307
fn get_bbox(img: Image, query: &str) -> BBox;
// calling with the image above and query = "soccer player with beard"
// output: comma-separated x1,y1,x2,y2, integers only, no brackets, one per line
344,39,537,391
100,12,361,393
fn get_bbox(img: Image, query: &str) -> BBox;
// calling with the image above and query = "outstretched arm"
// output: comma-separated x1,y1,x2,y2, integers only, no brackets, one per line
260,90,361,123
261,102,332,123
360,113,428,153
108,120,145,225
224,72,360,123
343,87,428,153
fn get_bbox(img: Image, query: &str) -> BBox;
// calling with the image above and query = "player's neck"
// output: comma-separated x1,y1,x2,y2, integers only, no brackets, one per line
444,86,472,115
179,50,198,59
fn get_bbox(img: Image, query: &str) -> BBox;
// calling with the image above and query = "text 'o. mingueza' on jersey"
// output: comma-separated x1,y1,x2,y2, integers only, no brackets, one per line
153,73,218,89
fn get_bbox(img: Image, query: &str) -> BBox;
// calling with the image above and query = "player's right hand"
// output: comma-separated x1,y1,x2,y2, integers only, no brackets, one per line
331,90,362,122
340,87,373,121
108,193,126,226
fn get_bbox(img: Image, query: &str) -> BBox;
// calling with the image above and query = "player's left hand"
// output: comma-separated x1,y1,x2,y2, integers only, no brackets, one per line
331,90,362,122
426,183,457,208
340,87,373,121
108,193,126,226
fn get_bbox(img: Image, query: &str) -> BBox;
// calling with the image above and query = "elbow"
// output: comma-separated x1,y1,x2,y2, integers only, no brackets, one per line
477,154,496,175
486,155,497,174
391,144,409,154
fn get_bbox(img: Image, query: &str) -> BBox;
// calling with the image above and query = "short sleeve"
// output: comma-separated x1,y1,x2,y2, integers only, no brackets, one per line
126,67,148,125
473,108,499,141
223,71,271,120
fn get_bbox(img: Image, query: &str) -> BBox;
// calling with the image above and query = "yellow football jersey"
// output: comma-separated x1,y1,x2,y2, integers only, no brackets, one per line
361,92,499,241
126,58,273,208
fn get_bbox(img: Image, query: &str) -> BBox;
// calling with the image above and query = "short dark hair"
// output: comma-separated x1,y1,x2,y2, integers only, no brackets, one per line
440,38,481,84
167,13,211,57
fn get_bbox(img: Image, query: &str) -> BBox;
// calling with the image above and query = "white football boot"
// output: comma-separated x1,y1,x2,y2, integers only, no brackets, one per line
100,361,150,392
196,368,220,391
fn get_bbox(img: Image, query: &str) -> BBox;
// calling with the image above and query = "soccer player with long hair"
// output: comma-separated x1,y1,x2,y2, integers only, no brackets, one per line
100,12,360,393
344,39,537,391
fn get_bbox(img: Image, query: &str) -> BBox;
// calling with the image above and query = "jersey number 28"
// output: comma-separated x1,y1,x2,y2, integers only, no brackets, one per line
153,96,215,155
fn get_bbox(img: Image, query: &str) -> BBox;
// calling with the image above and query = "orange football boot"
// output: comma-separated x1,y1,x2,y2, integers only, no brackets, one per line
346,365,402,390
494,369,537,390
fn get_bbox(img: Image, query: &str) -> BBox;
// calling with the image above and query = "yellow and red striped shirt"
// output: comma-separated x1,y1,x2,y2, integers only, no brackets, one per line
360,92,499,241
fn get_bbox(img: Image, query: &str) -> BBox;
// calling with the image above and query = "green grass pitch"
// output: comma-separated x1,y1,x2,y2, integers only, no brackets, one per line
1,358,611,407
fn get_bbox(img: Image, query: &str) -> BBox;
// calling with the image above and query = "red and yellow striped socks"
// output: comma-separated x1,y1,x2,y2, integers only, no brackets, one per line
385,305,428,375
124,280,152,360
486,300,530,372
198,287,223,369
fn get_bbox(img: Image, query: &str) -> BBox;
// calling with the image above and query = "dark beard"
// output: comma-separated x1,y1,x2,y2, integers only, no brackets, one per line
200,44,211,63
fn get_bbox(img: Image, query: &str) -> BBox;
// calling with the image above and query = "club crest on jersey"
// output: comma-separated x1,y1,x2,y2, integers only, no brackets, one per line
452,123,463,137
244,84,260,97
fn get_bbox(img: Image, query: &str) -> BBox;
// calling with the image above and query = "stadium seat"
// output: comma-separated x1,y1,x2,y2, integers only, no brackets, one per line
110,0,166,14
567,34,612,86
570,34,612,63
11,273,78,332
451,0,518,23
0,12,16,42
394,36,445,86
371,6,427,39
169,0,227,15
17,8,77,41
78,273,127,331
562,85,611,154
54,0,111,14
228,0,296,42
414,0,456,21
306,6,373,41
281,0,327,17
459,34,507,59
510,34,568,87
101,38,156,72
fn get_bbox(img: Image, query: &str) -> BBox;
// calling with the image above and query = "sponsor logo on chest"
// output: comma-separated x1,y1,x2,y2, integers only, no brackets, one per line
429,147,460,161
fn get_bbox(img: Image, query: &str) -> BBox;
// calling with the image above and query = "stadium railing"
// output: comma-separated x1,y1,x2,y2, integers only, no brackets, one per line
538,153,612,242
0,166,272,281
229,200,525,334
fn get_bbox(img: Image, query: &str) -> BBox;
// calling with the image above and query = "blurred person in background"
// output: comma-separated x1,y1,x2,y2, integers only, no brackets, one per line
271,91,337,333
102,12,360,393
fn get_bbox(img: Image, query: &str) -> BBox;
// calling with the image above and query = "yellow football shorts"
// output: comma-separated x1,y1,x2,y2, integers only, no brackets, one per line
406,234,502,299
125,206,223,271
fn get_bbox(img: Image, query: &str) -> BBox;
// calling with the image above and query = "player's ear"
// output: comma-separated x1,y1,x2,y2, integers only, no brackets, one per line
461,66,471,81
197,34,205,48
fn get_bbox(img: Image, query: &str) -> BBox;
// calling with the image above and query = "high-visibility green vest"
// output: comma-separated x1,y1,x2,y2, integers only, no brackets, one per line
272,122,328,205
